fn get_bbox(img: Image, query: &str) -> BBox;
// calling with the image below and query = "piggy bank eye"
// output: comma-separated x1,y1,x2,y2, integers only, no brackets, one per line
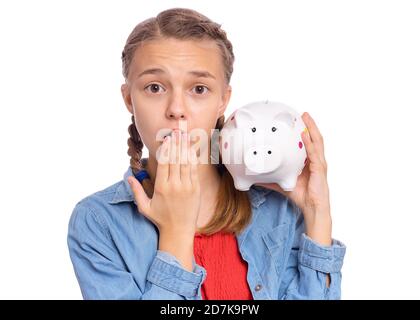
272,127,277,132
251,127,256,132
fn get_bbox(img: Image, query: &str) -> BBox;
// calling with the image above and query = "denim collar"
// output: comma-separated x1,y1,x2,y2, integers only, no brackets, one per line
108,165,271,208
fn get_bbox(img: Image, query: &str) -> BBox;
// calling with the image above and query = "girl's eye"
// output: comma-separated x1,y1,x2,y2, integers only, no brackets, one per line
145,83,165,94
193,85,209,95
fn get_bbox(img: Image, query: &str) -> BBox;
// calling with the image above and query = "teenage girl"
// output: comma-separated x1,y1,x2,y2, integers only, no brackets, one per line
67,8,346,300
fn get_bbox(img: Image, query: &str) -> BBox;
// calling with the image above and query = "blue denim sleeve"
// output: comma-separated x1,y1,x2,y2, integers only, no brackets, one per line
281,207,346,300
145,250,207,300
67,203,206,300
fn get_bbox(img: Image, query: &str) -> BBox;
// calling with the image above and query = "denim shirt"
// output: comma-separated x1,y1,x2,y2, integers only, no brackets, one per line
67,166,346,300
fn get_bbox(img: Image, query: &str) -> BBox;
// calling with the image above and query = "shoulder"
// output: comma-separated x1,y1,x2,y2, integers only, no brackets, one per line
68,171,155,244
68,181,124,240
74,179,125,211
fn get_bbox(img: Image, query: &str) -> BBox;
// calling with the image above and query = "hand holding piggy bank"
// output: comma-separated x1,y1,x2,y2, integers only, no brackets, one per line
219,101,307,191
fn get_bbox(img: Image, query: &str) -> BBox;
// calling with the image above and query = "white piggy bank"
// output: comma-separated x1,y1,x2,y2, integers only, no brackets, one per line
219,101,307,191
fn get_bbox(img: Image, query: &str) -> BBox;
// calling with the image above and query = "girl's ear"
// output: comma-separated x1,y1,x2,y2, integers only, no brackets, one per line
218,85,232,118
121,83,134,114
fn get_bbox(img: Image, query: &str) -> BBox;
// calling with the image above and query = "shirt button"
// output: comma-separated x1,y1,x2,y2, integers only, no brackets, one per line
255,284,262,291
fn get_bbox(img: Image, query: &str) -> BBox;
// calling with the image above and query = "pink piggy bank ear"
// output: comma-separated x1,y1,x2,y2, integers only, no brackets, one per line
274,112,295,128
234,108,254,128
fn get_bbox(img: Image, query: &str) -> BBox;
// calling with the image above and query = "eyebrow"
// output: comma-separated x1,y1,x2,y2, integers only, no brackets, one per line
137,68,216,80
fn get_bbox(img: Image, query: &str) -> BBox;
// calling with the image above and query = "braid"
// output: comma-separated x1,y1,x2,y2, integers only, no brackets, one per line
215,114,225,130
127,115,143,175
213,115,226,175
127,115,154,198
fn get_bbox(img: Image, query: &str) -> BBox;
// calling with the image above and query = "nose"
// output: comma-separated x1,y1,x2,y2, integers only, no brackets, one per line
168,111,185,120
165,91,187,120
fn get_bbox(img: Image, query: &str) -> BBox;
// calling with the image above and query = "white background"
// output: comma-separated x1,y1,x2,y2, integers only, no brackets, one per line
0,0,419,299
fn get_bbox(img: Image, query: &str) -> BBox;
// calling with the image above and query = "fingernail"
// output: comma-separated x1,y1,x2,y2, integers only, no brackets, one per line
128,177,133,185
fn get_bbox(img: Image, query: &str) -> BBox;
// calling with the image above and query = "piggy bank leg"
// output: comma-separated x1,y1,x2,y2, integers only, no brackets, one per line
278,175,298,192
233,177,252,191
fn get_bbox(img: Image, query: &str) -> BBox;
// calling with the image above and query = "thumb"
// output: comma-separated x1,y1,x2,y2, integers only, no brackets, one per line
127,176,151,216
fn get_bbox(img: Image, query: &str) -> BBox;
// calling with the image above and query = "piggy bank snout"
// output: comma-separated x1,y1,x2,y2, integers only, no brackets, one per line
243,145,282,174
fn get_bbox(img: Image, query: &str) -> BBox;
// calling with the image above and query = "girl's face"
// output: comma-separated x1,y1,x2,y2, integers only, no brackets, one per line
121,38,232,161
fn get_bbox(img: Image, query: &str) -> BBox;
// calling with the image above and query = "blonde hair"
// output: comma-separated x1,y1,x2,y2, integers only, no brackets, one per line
123,8,251,235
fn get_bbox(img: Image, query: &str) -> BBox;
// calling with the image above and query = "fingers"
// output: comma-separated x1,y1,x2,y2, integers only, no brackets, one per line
188,134,200,188
189,140,199,189
127,176,151,216
169,130,181,182
180,132,190,183
301,112,327,166
301,122,322,166
302,112,324,147
157,129,198,188
155,135,170,184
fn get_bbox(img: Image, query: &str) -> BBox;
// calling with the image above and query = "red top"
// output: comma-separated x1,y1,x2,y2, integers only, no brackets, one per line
193,231,253,300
